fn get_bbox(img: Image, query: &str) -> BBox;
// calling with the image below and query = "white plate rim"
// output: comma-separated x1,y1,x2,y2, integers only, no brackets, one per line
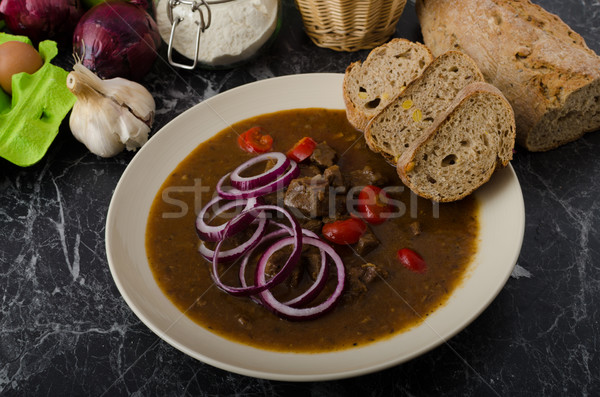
105,73,525,381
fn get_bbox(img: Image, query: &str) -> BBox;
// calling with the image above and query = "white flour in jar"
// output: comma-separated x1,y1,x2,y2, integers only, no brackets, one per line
156,0,279,67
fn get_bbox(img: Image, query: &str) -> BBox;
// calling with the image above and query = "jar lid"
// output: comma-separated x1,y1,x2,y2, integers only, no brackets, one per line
165,0,236,70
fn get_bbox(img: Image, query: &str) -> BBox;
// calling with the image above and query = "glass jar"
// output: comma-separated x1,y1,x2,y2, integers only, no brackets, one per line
155,0,282,70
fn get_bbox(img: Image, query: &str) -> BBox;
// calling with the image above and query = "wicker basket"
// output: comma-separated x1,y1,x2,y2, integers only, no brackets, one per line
294,0,407,52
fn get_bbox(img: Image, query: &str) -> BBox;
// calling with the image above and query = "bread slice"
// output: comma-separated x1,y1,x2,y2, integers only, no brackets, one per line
364,51,484,163
416,0,600,151
397,82,516,202
343,39,433,131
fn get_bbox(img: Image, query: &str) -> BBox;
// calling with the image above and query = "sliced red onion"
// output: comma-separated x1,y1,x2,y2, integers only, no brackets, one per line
199,212,267,263
238,227,328,308
238,229,290,305
271,221,319,239
256,236,345,320
229,152,290,191
280,236,329,308
216,160,299,200
195,196,260,242
210,205,302,296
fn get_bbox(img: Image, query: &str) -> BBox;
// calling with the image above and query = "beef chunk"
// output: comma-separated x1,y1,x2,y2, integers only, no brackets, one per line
317,191,347,220
284,175,328,217
409,221,421,236
322,213,351,225
348,165,388,187
360,263,388,284
354,226,379,256
332,195,347,217
265,247,303,288
310,142,338,168
264,246,295,278
299,164,322,178
344,265,369,302
343,262,388,303
323,165,346,191
299,218,323,235
302,246,322,281
261,190,283,206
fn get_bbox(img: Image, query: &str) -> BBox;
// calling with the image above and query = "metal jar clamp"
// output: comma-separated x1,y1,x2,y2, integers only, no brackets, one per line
166,0,235,69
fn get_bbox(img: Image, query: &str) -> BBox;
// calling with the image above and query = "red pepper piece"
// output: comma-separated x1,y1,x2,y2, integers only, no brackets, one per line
322,218,367,245
357,185,393,225
397,248,427,273
286,137,318,162
237,126,273,153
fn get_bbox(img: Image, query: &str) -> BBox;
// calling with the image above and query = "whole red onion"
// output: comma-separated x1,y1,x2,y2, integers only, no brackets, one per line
73,1,161,81
0,0,84,42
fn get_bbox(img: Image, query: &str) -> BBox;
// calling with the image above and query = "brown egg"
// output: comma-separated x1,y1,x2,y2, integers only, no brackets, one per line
0,41,44,95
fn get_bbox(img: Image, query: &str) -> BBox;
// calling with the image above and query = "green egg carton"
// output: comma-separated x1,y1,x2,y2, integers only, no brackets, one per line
0,33,76,167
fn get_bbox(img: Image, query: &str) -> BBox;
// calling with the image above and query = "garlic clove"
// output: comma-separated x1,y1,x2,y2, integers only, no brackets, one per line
114,107,151,151
69,99,125,158
101,77,155,124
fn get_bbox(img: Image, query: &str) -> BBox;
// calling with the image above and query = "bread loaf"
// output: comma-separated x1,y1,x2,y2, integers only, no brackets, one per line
416,0,600,151
364,51,484,163
397,82,516,202
343,39,433,131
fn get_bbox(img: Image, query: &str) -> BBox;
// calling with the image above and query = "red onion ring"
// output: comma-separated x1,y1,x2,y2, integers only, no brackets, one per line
270,221,319,239
199,213,267,263
195,196,260,242
216,160,299,200
210,205,302,296
256,236,346,320
238,229,289,305
238,227,328,307
280,235,329,308
229,152,290,191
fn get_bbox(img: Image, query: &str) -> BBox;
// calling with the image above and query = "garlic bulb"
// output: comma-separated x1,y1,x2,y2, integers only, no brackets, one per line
66,63,155,158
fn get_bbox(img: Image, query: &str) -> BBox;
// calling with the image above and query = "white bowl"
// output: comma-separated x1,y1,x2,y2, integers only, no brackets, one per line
106,73,525,381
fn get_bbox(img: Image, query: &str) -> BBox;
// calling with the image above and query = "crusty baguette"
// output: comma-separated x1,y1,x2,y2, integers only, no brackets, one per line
364,51,484,163
397,82,516,202
416,0,600,151
343,38,433,131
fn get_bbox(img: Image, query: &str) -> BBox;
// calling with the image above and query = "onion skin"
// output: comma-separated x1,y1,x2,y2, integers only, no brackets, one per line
73,1,161,80
0,0,84,42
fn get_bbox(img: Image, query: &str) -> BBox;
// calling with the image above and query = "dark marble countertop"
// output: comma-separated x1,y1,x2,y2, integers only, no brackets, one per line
1,0,600,395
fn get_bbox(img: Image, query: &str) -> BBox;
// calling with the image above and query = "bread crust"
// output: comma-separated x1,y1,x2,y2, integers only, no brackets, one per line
343,38,433,132
416,0,600,151
364,50,485,163
342,62,369,131
397,82,516,202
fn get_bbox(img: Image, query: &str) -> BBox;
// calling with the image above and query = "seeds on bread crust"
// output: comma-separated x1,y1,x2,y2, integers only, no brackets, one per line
343,38,433,132
364,51,484,163
397,83,516,202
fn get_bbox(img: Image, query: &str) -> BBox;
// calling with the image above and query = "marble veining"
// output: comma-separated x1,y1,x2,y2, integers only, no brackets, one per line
1,0,600,395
